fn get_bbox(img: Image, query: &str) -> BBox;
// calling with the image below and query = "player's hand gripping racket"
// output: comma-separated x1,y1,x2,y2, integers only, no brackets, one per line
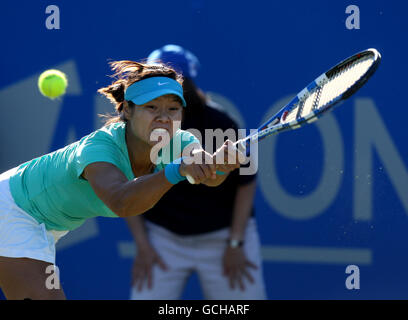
186,48,381,184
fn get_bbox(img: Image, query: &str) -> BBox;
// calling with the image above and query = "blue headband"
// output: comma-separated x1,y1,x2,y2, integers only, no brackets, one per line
124,77,186,107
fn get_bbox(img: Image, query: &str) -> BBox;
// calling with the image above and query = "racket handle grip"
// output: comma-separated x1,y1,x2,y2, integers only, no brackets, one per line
186,140,245,185
186,175,196,184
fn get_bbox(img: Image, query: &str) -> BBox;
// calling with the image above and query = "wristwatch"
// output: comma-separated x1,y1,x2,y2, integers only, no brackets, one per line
227,238,244,248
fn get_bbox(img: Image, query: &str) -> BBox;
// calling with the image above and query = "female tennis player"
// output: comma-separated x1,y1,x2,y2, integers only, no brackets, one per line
0,60,240,299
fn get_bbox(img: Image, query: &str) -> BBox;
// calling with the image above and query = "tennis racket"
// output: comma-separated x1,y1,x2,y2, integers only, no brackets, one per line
186,48,381,184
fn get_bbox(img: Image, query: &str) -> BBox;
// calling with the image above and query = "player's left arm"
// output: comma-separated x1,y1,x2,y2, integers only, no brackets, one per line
201,173,229,187
229,179,256,242
181,137,242,187
181,142,226,187
201,140,242,187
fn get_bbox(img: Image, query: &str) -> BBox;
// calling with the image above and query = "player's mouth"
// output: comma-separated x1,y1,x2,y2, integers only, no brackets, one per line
151,127,170,134
150,128,171,144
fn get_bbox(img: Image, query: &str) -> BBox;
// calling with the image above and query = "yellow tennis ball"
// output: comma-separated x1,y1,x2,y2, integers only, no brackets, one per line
38,69,68,99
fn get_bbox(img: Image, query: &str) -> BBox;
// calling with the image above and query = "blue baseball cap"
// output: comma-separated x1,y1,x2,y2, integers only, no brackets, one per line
124,77,186,107
147,44,200,79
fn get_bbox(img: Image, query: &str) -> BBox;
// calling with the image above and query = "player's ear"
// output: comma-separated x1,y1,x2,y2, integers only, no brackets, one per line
123,101,133,121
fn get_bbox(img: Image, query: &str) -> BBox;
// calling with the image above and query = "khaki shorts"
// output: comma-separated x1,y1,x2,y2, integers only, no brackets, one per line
130,219,266,300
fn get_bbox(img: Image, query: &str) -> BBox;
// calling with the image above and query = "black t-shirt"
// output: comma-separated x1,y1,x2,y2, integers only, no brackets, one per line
144,103,256,235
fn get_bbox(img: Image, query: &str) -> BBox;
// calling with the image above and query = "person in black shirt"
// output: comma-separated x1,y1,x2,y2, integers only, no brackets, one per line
126,45,266,299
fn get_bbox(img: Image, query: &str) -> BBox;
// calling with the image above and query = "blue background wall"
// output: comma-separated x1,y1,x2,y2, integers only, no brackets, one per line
0,0,407,299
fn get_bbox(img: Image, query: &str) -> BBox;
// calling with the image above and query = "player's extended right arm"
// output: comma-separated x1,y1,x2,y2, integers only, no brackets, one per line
83,158,217,217
83,162,174,218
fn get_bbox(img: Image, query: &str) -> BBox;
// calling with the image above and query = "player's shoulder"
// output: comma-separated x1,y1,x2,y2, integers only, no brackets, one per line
98,122,125,137
91,122,124,138
77,122,126,149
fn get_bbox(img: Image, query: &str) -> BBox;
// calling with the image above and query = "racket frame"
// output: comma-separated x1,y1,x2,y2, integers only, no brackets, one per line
238,48,381,155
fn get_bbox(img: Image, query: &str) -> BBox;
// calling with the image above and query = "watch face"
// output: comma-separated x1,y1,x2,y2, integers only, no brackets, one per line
229,239,242,248
230,240,238,247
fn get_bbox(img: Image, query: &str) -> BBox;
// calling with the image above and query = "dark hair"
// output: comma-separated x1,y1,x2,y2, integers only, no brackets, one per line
98,60,183,125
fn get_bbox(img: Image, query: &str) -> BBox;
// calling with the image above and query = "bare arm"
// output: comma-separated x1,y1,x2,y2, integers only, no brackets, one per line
201,172,230,187
125,215,168,289
125,215,150,249
83,162,173,218
222,179,258,290
229,179,257,241
187,140,241,187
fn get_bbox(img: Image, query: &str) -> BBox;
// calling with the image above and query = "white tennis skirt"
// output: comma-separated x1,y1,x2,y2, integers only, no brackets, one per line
0,168,69,264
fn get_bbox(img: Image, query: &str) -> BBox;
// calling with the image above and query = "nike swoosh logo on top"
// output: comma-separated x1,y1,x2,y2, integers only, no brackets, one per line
158,82,169,86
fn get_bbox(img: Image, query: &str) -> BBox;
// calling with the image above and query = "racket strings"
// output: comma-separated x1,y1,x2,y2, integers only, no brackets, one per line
252,50,379,144
284,87,319,124
317,56,373,109
282,105,299,123
281,55,373,126
311,87,322,111
295,99,305,118
281,89,316,124
305,89,320,114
